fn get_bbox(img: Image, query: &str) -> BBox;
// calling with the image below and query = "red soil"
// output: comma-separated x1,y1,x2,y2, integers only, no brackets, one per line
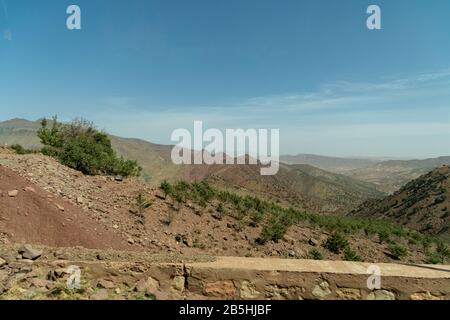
0,165,131,250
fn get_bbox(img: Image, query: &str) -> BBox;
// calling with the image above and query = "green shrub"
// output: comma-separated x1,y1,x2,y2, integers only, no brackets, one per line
136,193,151,213
217,202,225,214
160,180,173,195
323,233,349,254
308,249,323,260
250,209,264,224
388,243,408,260
378,230,390,244
259,217,288,243
436,241,450,263
426,252,442,264
11,144,35,155
37,116,141,177
343,247,362,261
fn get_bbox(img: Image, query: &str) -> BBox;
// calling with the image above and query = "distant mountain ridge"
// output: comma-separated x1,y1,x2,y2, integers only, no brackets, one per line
280,154,378,173
0,118,385,213
348,157,450,193
0,118,43,149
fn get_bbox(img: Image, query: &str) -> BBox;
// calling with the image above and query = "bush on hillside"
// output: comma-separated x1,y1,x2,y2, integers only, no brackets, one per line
323,233,349,254
343,247,362,261
388,243,408,260
11,144,35,155
37,116,141,176
436,241,450,263
308,248,323,260
158,181,444,257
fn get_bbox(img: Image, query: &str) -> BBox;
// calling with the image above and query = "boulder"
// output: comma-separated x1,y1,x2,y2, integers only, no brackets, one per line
135,277,160,295
19,244,43,260
97,279,116,289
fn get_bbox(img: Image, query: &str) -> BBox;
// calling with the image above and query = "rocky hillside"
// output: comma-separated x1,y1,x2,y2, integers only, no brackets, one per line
0,150,446,265
195,162,384,214
0,165,132,250
0,118,383,213
350,166,450,240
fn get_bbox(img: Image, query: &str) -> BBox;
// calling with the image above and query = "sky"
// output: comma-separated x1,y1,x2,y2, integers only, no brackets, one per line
1,0,450,158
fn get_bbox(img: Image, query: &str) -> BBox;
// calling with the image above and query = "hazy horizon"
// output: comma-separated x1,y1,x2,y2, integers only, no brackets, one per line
0,116,447,161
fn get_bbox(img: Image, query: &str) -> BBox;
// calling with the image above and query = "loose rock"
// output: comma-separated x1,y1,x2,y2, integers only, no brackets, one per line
19,244,43,260
8,190,18,197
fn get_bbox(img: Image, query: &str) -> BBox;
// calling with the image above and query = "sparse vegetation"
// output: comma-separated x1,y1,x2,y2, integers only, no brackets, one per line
378,230,390,244
308,248,323,260
435,241,450,263
37,116,141,176
323,233,349,254
425,242,449,264
388,243,408,260
160,180,172,196
343,247,362,261
133,193,152,224
259,216,289,243
158,180,445,257
136,193,151,212
10,144,35,155
426,252,442,264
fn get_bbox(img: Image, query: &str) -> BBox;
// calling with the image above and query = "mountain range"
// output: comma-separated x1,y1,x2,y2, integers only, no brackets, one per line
281,152,450,194
3,118,450,214
0,118,385,213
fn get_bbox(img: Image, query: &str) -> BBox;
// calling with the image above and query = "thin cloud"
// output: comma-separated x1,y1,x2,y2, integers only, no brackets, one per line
2,0,11,41
239,68,450,113
1,0,8,20
3,28,11,41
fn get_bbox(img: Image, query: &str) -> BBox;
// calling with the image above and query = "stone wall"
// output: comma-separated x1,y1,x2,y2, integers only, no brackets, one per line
2,255,449,300
178,257,450,300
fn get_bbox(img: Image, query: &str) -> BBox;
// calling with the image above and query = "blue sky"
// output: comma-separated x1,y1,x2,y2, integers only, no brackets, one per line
1,0,450,158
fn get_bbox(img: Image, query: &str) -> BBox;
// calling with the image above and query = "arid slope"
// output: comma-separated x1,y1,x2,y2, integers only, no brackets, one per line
350,166,450,240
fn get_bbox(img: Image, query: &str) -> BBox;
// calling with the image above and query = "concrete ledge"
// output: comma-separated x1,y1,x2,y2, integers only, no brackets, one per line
182,257,450,300
5,256,448,300
188,257,450,278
